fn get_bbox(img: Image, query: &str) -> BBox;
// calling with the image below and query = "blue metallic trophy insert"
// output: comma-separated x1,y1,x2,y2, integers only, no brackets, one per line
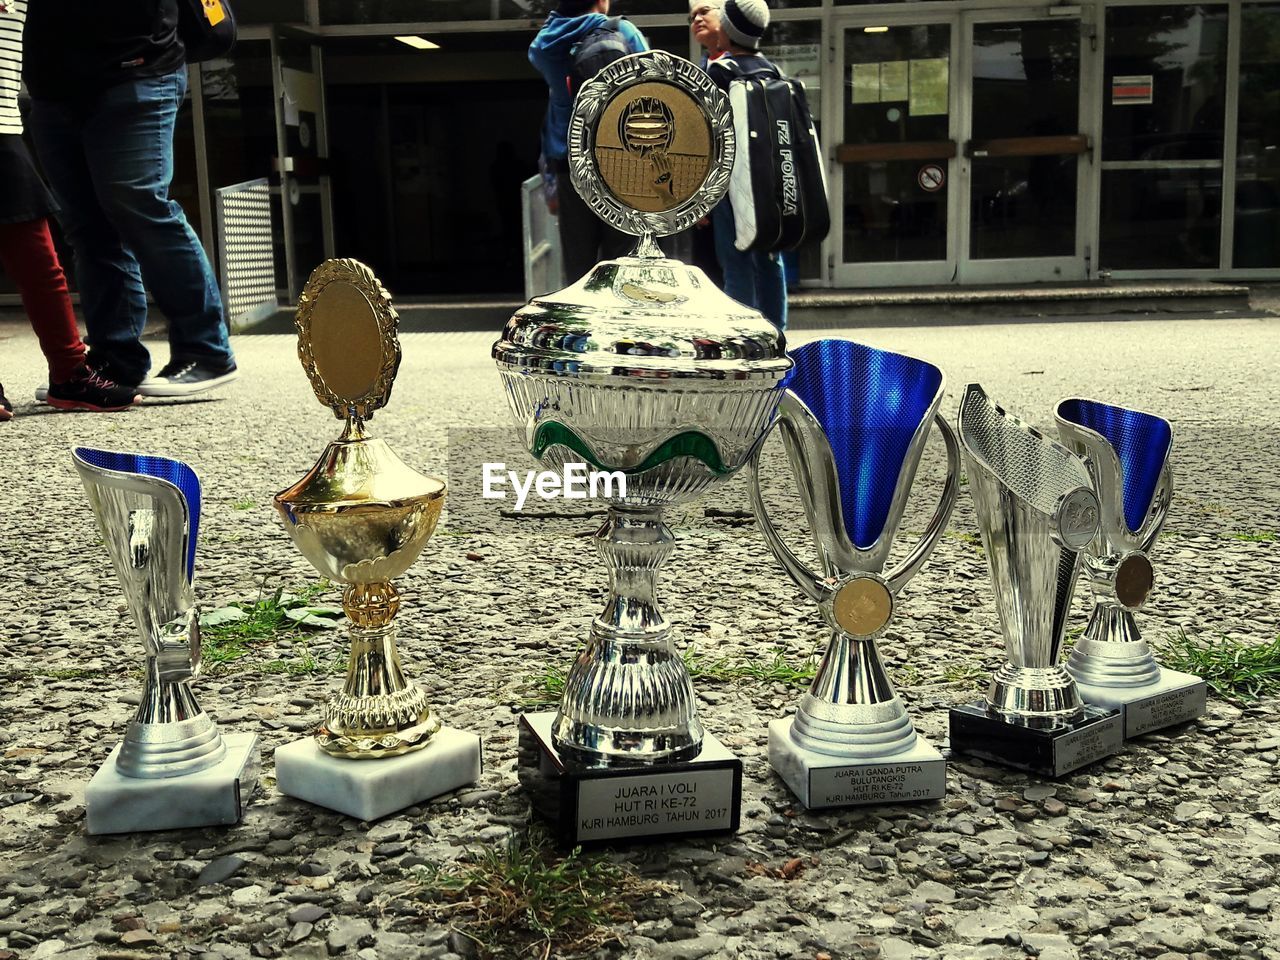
948,387,1123,777
1055,398,1205,737
72,448,259,834
750,340,959,808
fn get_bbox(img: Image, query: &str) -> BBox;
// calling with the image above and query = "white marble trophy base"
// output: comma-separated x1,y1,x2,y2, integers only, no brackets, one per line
86,732,260,835
769,717,946,809
274,727,482,820
1074,668,1206,739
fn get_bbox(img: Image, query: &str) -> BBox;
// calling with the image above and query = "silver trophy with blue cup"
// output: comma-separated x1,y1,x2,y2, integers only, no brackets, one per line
72,447,259,834
750,339,959,807
1055,398,1205,737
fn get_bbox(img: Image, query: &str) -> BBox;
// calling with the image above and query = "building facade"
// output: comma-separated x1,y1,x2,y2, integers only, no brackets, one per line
90,0,1280,299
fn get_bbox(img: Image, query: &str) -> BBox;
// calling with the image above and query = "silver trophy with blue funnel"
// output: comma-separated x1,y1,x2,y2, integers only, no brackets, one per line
72,448,259,834
1055,398,1205,737
948,386,1124,776
750,339,959,808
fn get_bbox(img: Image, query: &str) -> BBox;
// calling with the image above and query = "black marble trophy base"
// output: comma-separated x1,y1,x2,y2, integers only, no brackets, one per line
517,713,741,846
948,702,1123,777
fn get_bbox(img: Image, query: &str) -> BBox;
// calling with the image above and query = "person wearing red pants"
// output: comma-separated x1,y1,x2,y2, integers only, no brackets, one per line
0,0,137,417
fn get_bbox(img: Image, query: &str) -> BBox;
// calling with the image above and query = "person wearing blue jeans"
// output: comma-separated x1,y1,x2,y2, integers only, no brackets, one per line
24,1,237,397
711,197,787,331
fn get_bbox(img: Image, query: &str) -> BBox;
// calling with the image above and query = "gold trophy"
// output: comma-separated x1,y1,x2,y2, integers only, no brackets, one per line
272,258,481,819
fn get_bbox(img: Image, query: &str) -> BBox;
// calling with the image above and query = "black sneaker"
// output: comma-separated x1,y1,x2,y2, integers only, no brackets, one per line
0,383,12,422
47,366,141,413
138,359,239,397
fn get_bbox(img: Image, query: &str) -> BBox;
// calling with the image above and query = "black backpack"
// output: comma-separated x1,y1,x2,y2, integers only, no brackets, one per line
177,0,237,63
713,56,830,253
568,18,631,96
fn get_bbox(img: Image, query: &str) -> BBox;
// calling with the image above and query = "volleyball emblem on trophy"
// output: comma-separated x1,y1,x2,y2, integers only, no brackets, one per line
594,80,711,212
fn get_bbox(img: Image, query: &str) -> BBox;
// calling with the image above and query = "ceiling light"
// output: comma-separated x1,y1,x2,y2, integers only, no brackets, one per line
395,35,440,50
864,26,889,33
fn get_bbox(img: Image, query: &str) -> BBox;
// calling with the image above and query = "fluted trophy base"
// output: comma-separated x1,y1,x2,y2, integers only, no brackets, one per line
317,619,443,760
519,712,740,846
769,717,945,809
1072,669,1206,739
86,733,260,835
948,703,1122,777
276,727,481,820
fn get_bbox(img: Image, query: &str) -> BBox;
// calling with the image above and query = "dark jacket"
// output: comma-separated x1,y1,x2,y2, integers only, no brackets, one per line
23,0,184,100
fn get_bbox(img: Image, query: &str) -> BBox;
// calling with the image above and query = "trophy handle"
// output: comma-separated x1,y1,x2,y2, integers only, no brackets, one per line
748,422,831,605
884,414,961,594
1138,463,1173,555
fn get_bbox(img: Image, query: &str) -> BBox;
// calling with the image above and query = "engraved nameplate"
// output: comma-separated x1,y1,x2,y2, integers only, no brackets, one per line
808,759,946,808
1126,678,1207,738
576,769,736,841
1053,712,1123,774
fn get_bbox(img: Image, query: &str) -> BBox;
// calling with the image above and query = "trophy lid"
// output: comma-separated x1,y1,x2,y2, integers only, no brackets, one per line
494,50,787,383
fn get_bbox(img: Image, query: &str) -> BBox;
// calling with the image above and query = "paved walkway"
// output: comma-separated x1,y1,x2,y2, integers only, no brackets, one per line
0,316,1277,959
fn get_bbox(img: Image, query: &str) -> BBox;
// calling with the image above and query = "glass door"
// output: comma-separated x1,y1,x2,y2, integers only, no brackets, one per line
271,26,335,300
957,11,1091,282
835,21,959,286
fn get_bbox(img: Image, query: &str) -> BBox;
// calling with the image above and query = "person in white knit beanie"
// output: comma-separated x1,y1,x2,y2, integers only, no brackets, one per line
704,0,788,331
719,0,769,51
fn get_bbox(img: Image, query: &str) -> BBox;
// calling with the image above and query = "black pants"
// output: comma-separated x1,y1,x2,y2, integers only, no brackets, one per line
555,164,635,282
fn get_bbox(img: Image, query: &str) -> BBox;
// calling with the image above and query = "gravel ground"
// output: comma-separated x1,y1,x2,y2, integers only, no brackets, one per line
0,313,1278,960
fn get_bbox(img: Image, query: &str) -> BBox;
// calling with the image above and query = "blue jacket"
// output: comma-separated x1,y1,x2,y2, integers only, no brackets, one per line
529,13,648,161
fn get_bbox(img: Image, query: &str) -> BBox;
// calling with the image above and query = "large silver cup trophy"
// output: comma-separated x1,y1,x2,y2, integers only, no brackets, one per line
494,51,791,844
72,448,259,834
947,386,1124,776
750,340,959,808
1055,398,1205,736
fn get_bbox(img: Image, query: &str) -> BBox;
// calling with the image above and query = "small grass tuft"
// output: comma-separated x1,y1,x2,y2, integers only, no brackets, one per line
200,581,342,675
894,663,922,687
941,662,988,688
686,646,817,686
1156,629,1280,703
1229,530,1277,543
414,831,668,958
232,498,257,511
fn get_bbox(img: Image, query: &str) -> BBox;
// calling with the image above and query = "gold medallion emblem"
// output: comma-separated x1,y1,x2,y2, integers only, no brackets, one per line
832,577,894,638
594,82,712,212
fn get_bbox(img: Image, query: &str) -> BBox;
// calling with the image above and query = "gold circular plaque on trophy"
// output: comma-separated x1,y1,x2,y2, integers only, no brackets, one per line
568,50,734,238
832,576,894,639
295,258,401,421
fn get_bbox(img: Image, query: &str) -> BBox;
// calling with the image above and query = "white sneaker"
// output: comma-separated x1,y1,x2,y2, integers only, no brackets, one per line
138,360,239,397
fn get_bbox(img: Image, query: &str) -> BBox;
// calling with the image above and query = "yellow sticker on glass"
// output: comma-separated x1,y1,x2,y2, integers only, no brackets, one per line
203,0,226,26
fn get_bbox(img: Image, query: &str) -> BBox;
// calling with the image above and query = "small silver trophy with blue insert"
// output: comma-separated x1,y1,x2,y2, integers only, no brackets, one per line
750,339,960,808
1055,398,1205,737
948,386,1124,777
72,448,259,834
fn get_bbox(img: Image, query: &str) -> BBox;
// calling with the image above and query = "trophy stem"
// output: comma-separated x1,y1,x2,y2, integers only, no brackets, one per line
316,583,441,759
792,630,918,758
1066,600,1161,688
552,506,704,766
118,660,227,778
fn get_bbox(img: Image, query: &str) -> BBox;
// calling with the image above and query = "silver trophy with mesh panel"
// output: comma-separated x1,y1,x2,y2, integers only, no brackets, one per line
750,339,959,807
72,448,259,834
1055,398,1205,737
948,386,1123,777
